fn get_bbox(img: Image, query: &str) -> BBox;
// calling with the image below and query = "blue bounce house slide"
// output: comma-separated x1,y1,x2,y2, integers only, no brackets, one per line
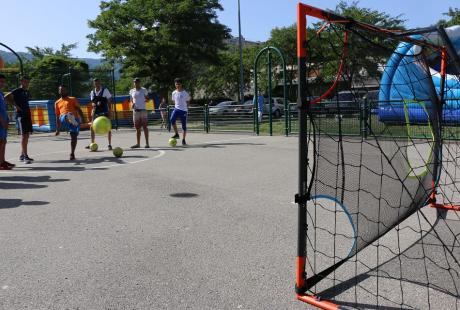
378,25,460,124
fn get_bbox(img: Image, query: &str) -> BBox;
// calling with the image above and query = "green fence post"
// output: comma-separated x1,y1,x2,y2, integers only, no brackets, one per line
204,104,209,133
366,100,371,138
253,57,260,136
267,50,273,136
363,99,368,139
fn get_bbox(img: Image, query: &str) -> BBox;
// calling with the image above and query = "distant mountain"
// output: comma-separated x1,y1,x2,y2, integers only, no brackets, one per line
0,50,105,69
0,50,33,64
225,35,261,47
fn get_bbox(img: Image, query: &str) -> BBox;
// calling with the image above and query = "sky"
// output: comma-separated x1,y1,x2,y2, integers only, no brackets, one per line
0,0,459,59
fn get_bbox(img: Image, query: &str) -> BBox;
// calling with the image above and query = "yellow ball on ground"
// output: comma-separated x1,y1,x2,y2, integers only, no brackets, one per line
168,138,177,147
113,147,123,158
90,143,98,152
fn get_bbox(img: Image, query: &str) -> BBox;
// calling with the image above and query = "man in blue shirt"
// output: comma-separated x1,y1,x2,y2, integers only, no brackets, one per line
255,91,264,123
0,74,15,170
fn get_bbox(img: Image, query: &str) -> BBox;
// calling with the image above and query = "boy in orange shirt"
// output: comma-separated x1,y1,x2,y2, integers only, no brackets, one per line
55,85,83,160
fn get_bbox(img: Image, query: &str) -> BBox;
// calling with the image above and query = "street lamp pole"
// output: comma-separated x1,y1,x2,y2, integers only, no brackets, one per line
237,0,244,104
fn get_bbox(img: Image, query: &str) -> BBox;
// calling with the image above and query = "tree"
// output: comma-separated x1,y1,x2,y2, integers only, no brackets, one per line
29,56,90,100
87,0,230,97
267,25,297,99
438,7,460,27
304,1,406,93
23,44,90,100
193,42,262,100
26,43,78,60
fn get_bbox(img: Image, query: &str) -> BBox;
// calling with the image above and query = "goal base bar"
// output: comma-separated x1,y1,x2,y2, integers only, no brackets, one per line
430,203,460,211
297,294,344,310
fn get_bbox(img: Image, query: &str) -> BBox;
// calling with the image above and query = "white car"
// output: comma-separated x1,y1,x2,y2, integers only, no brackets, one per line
209,101,238,115
264,97,285,118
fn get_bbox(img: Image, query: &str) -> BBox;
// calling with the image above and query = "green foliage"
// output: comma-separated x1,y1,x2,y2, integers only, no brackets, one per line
438,7,460,27
335,1,405,29
304,1,406,92
26,43,78,60
28,56,90,100
193,43,262,100
87,0,230,97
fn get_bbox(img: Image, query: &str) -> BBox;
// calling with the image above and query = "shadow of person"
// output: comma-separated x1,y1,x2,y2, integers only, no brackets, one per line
0,176,70,183
0,199,49,209
0,182,48,190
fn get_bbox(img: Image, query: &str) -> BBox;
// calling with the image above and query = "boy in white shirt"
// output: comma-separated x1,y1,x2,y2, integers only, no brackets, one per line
170,78,191,145
129,77,150,148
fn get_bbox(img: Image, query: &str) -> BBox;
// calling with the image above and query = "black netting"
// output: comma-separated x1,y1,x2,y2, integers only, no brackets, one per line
300,21,460,309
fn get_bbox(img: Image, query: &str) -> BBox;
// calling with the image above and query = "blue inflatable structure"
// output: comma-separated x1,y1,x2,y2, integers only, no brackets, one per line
378,26,460,124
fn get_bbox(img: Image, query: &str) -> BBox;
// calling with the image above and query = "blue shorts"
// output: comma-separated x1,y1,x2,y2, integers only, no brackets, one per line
60,113,80,136
170,108,187,131
0,127,7,139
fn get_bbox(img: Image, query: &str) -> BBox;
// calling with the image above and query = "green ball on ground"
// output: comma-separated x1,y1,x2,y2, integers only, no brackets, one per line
92,116,112,135
113,147,123,158
90,143,98,152
168,138,177,147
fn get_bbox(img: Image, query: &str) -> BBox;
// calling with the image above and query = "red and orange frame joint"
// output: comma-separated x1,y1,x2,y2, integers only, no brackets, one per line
428,183,460,212
296,256,342,309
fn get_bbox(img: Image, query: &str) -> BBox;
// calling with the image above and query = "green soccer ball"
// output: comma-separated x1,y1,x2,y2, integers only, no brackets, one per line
90,143,98,152
168,138,177,147
113,147,123,158
92,116,112,135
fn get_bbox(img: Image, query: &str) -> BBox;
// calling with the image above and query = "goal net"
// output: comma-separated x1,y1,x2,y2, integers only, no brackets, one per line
295,3,460,309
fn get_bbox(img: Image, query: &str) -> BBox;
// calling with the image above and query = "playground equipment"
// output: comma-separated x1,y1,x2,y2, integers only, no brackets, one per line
253,46,289,136
378,26,460,124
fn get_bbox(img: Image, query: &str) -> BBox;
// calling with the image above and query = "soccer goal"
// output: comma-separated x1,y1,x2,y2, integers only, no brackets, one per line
295,3,460,309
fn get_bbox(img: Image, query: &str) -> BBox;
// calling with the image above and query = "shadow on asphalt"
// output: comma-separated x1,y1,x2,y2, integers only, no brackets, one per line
0,182,48,190
185,142,266,149
0,199,49,209
0,176,69,183
0,175,70,190
170,192,199,198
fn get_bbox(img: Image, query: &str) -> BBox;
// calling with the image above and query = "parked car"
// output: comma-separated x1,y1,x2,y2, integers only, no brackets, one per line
264,97,285,118
289,96,320,115
233,100,254,115
233,97,285,118
324,90,368,114
208,100,238,115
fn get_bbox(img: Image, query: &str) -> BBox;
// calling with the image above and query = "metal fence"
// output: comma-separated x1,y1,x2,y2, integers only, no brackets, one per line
7,97,460,140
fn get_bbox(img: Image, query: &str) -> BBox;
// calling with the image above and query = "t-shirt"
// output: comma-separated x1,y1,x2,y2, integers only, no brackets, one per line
55,97,80,118
0,91,8,123
129,87,149,110
257,95,265,112
90,87,111,115
90,88,112,101
11,87,31,119
172,90,190,112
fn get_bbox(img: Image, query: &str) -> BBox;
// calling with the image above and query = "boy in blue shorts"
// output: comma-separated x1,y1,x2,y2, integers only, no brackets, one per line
170,78,191,146
55,85,83,160
0,74,14,170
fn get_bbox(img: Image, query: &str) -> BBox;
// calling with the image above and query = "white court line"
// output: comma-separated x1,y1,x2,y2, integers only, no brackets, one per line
0,150,166,174
0,135,261,175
